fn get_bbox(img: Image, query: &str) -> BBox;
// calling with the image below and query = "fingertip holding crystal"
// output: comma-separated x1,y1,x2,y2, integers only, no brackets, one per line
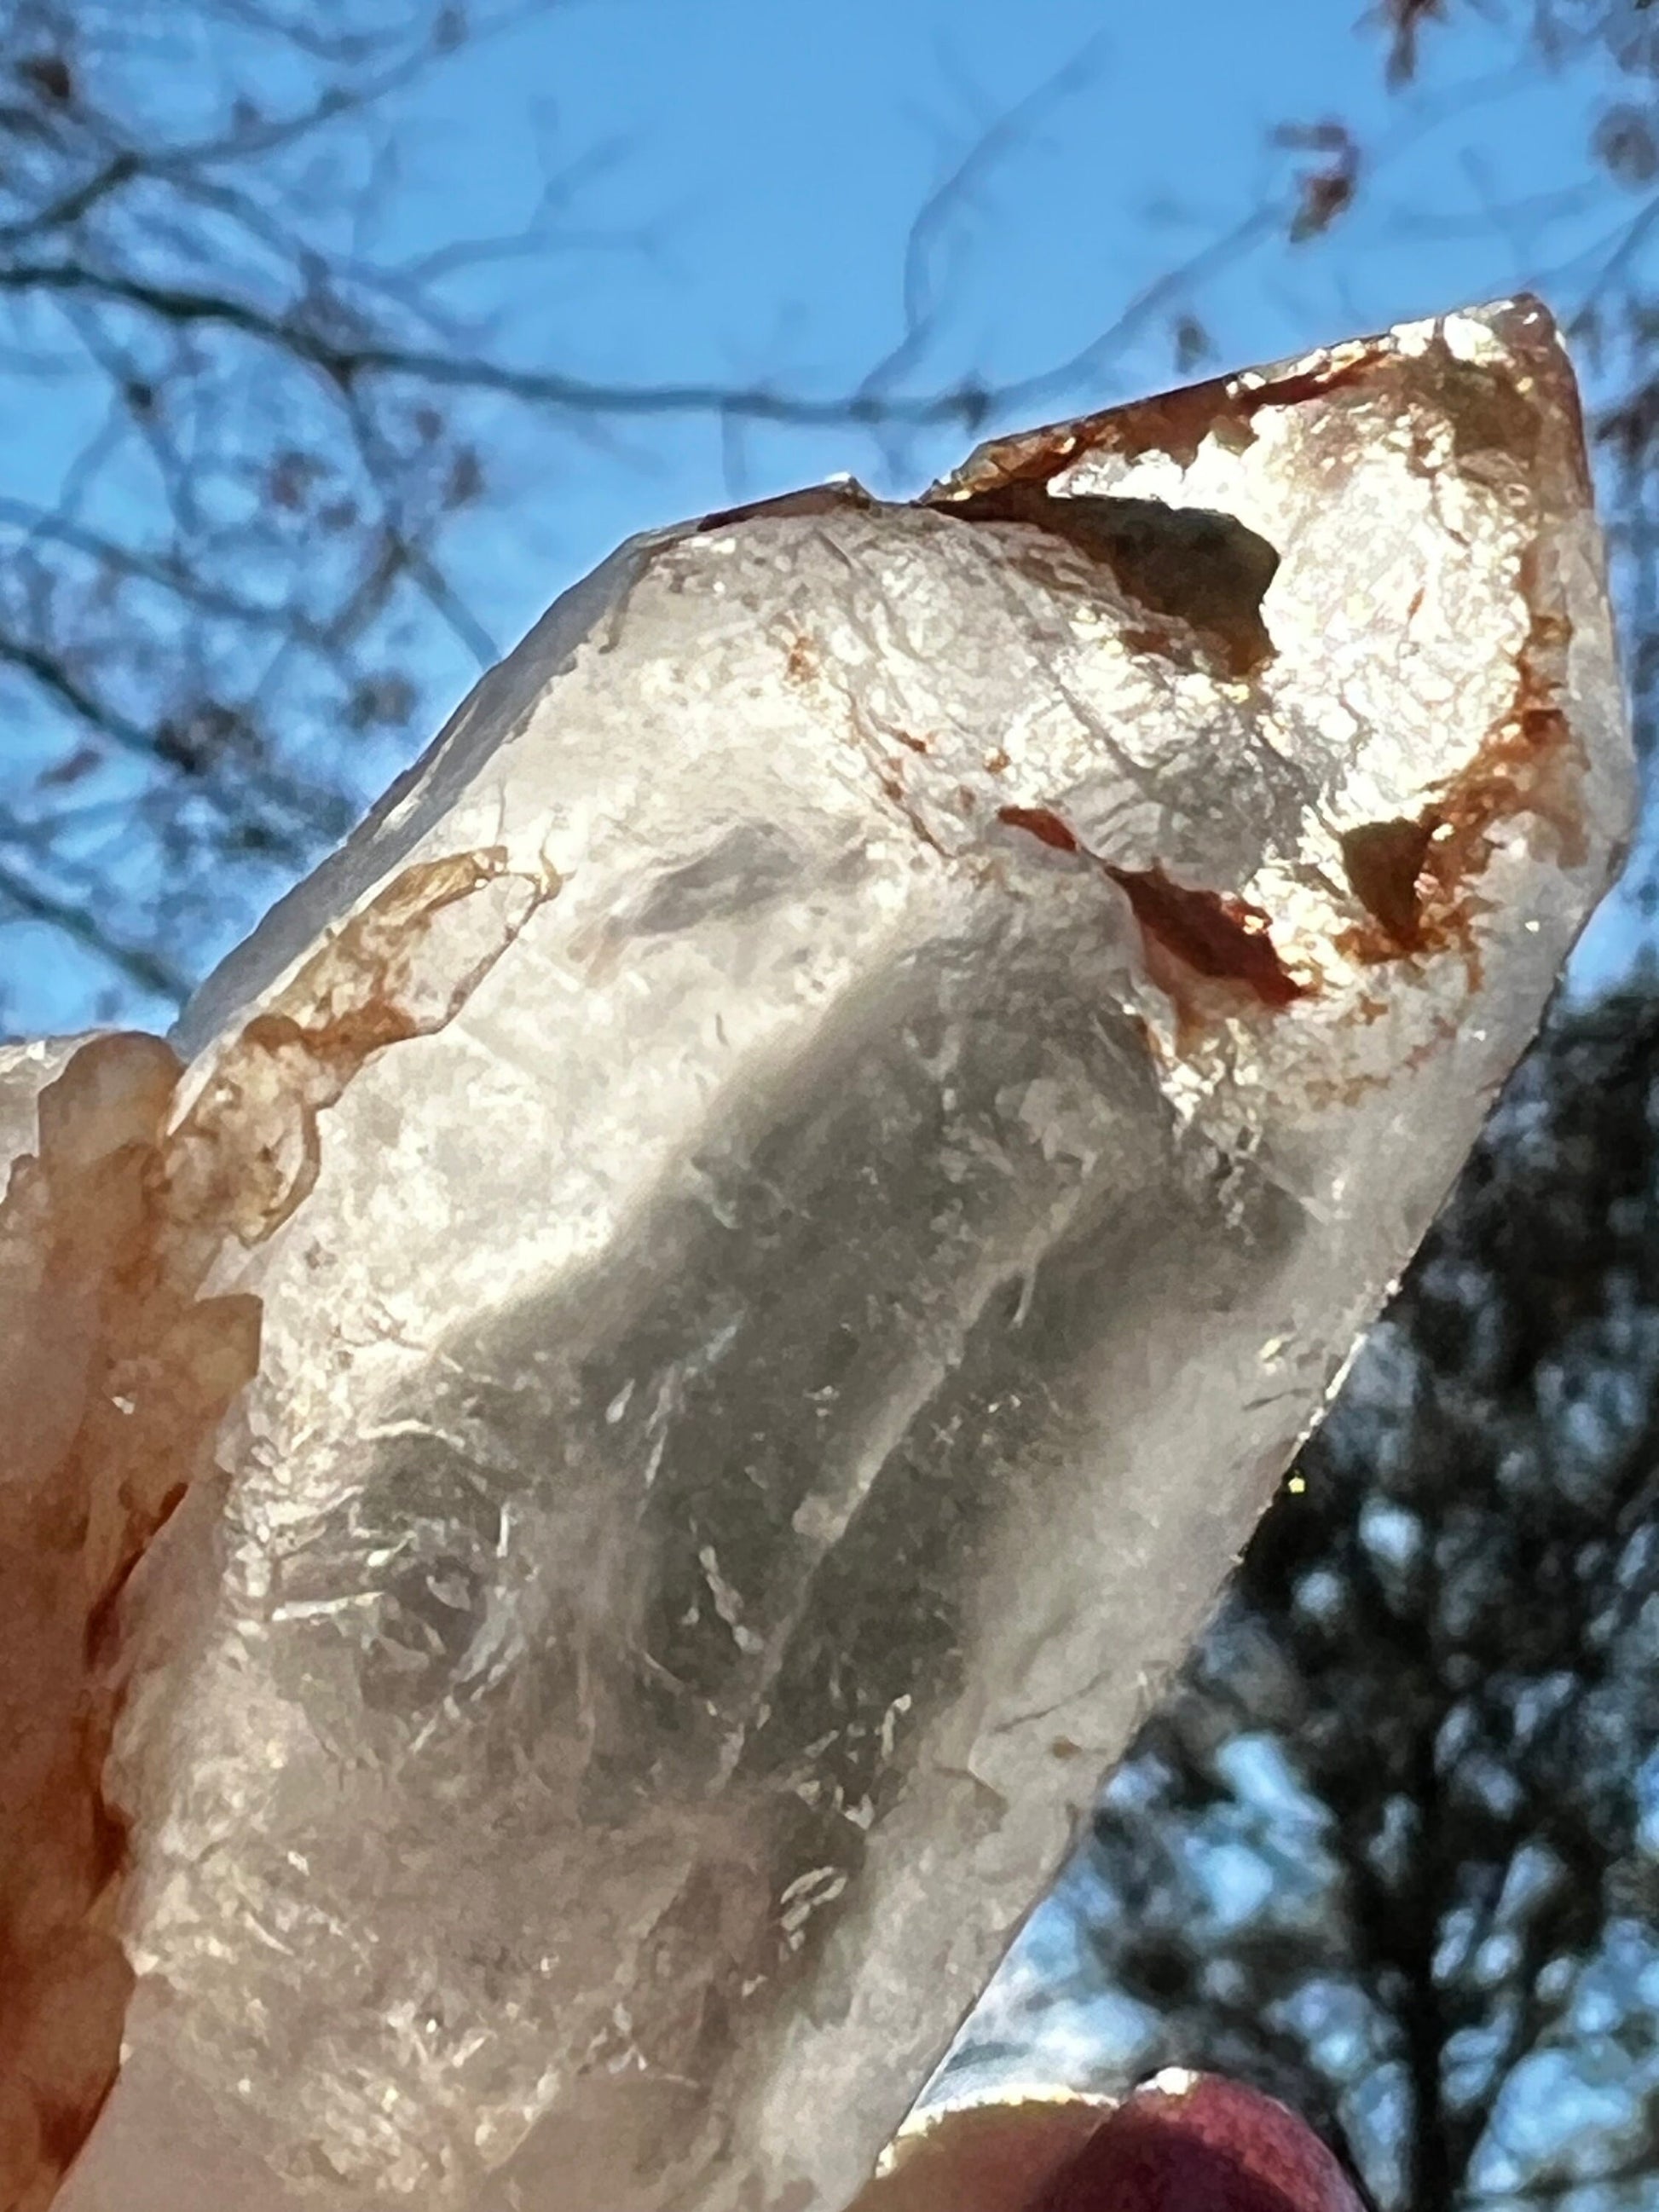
856,2073,1365,2212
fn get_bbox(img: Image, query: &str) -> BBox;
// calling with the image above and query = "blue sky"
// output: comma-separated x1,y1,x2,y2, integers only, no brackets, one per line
381,0,1616,546
389,0,1606,569
1,0,1643,1021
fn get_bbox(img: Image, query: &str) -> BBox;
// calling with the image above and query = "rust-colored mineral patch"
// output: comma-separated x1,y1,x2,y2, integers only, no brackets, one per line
0,1034,258,2212
1337,546,1581,984
927,331,1389,501
1105,865,1304,1009
998,807,1304,1009
1425,560,1584,895
1229,344,1380,424
928,375,1247,490
165,846,558,1251
0,850,559,2212
998,804,1081,854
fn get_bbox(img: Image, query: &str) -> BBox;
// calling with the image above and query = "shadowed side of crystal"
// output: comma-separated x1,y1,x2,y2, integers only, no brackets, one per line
942,488,1280,675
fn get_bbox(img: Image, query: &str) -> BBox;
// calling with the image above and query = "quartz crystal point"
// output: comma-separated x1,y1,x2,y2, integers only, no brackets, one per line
0,297,1629,2212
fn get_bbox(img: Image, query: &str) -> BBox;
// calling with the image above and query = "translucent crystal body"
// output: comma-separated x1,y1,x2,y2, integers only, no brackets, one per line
0,299,1629,2212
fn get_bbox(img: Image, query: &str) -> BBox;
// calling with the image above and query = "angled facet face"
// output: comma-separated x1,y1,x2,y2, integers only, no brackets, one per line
0,298,1631,2212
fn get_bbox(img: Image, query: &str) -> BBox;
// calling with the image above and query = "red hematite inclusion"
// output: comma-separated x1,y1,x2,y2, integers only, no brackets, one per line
997,805,1080,853
996,806,1304,1009
1032,2076,1364,2212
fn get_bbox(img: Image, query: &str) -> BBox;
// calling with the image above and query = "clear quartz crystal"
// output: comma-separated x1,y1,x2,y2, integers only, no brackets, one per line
1,298,1630,2212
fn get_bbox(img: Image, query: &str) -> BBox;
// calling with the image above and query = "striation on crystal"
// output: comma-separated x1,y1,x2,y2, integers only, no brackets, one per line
0,297,1631,2212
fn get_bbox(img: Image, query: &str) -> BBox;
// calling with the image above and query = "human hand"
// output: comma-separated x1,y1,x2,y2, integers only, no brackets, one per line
853,2070,1367,2212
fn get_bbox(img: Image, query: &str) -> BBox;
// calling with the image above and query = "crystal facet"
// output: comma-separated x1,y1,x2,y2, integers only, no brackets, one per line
0,297,1630,2212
